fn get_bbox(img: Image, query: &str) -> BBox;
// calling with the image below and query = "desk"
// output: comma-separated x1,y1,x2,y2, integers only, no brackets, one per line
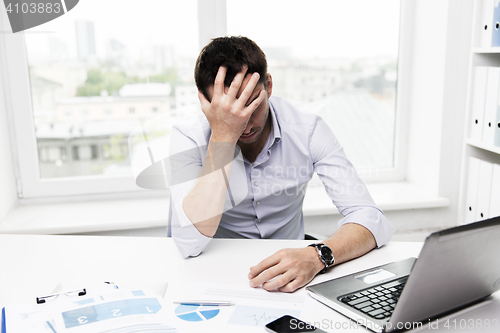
0,235,498,332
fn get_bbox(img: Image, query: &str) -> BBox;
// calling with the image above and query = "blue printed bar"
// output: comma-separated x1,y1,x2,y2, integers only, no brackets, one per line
62,298,162,328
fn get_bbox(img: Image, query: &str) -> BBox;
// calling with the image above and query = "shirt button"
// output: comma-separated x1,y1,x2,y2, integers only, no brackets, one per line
257,219,262,223
254,181,259,186
256,201,260,205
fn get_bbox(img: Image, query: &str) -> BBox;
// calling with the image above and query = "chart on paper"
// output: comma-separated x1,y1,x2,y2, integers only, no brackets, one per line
175,304,220,321
164,282,317,332
228,305,300,327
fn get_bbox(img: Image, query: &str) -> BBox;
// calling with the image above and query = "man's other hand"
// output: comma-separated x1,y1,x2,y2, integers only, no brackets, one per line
198,65,265,143
248,247,324,293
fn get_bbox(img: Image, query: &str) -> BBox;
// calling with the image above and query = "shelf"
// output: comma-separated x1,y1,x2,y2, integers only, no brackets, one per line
465,139,500,155
473,47,500,54
471,52,500,66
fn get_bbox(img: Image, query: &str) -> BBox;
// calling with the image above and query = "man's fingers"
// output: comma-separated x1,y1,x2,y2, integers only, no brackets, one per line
262,271,296,291
249,253,280,278
278,278,304,293
242,90,266,117
249,264,286,288
237,72,261,106
248,253,282,287
213,66,227,98
227,65,248,100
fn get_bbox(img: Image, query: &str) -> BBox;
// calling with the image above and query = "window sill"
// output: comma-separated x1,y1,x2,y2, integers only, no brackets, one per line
303,181,450,216
0,182,449,235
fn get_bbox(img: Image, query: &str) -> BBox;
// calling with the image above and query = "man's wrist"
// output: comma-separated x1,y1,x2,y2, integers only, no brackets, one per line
308,243,335,274
308,246,327,274
210,131,240,143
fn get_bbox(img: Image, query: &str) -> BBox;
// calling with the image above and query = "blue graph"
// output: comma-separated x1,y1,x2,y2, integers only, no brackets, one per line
228,305,300,327
174,304,220,322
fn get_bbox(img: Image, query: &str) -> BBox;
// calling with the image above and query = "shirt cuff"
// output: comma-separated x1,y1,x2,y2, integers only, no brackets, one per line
171,193,212,258
337,208,395,248
172,222,212,258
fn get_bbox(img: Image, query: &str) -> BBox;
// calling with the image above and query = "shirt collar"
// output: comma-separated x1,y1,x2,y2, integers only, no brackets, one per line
268,98,282,146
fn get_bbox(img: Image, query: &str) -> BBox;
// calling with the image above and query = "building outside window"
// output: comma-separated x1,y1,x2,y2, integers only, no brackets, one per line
72,146,79,161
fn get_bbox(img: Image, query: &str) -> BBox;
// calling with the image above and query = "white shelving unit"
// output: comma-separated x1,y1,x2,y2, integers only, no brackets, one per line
459,0,500,225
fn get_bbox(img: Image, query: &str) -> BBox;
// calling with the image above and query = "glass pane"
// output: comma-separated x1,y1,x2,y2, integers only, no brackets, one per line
25,0,199,178
227,0,400,170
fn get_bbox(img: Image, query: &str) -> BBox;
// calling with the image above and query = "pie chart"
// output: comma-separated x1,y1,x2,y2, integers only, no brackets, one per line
175,304,220,322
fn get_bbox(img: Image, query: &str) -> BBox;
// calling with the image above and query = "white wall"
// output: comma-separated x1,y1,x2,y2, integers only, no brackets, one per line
0,77,18,221
405,0,449,192
0,0,18,221
394,0,471,231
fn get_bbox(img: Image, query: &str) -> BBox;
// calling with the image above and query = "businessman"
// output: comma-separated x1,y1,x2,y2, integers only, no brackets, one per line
169,36,394,292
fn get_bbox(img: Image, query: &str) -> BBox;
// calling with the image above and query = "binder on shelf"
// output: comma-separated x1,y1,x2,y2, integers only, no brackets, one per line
465,157,480,224
493,0,500,47
476,159,494,221
480,0,495,47
483,67,500,145
495,79,500,147
470,67,488,141
495,104,500,147
490,164,500,218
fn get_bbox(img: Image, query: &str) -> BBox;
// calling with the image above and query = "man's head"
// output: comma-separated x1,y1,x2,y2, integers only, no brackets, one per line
195,36,268,101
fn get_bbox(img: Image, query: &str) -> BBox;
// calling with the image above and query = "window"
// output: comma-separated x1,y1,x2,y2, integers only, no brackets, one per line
102,143,128,160
227,0,401,175
72,146,79,161
91,145,98,160
1,0,406,199
39,146,65,163
0,0,199,197
79,146,92,160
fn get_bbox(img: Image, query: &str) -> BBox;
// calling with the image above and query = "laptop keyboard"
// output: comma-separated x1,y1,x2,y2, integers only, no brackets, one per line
338,278,407,320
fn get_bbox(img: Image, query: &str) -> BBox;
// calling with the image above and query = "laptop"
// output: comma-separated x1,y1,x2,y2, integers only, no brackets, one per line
306,216,500,332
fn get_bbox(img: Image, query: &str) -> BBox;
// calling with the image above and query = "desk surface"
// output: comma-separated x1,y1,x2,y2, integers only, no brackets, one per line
0,235,498,332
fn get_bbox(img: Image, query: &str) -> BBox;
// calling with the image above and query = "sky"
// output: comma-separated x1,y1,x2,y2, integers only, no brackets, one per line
24,0,400,62
227,0,400,59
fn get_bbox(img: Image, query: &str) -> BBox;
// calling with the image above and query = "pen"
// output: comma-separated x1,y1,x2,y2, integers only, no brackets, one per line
173,300,235,306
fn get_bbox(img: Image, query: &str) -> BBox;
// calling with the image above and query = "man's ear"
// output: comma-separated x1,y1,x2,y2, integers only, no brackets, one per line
266,73,273,98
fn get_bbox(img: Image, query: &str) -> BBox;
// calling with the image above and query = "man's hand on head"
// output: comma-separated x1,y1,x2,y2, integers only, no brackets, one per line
247,247,325,293
198,65,265,143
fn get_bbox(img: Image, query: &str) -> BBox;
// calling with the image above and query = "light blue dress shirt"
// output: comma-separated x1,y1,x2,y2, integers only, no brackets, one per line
169,96,394,258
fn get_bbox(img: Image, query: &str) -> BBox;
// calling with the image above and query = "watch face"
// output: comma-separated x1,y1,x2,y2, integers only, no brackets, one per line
320,246,334,265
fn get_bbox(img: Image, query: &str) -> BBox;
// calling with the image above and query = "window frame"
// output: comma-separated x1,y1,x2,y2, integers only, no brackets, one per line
0,0,409,200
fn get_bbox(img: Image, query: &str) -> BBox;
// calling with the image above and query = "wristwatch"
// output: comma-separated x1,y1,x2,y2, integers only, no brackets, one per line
308,243,335,274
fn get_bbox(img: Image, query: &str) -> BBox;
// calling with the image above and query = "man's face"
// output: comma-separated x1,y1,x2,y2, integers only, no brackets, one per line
208,73,273,147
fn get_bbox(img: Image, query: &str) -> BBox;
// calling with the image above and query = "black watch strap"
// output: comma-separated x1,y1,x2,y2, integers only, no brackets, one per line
308,243,335,274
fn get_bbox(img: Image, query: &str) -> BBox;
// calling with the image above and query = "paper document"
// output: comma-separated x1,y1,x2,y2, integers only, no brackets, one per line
3,286,177,333
164,282,319,333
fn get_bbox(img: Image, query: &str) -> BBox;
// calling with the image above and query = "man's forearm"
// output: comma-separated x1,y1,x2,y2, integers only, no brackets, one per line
322,223,377,267
182,139,236,237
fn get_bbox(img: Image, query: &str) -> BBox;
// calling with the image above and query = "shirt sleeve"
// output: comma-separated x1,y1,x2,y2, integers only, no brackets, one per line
168,124,212,258
309,116,395,247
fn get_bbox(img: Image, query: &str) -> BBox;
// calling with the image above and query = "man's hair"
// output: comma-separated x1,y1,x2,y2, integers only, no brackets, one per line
194,36,267,101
